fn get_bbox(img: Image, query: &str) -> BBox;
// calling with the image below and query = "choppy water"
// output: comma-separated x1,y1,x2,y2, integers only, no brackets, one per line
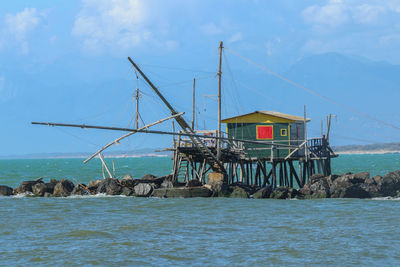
1,154,400,266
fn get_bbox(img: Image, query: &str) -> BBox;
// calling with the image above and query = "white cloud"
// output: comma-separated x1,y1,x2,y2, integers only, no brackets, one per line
72,0,155,53
265,37,281,56
302,1,349,31
302,1,399,31
228,32,243,43
352,4,386,25
2,8,44,53
200,23,223,36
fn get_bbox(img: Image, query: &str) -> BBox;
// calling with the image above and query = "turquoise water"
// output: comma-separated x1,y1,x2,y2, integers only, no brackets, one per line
1,154,400,265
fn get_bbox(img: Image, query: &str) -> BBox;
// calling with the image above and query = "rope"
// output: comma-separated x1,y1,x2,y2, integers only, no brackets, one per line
226,47,400,131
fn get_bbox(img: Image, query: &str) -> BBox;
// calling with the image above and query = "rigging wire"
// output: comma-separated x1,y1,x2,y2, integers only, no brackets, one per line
139,63,215,74
225,47,400,132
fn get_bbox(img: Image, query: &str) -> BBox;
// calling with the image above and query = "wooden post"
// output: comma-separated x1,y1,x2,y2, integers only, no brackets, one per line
217,41,223,161
271,162,276,188
98,153,113,179
284,161,289,187
192,78,196,130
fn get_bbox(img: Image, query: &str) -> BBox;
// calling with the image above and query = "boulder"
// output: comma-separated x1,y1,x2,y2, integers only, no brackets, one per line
14,180,43,194
120,174,134,188
309,177,331,198
330,183,370,198
134,183,153,197
53,179,75,197
308,174,325,184
152,187,212,198
206,172,228,195
253,186,272,199
161,180,173,189
360,183,383,198
0,185,13,196
379,171,400,197
229,186,249,198
186,179,203,187
270,187,290,199
141,174,157,180
121,187,135,196
97,178,122,195
87,179,103,192
71,184,90,196
32,183,54,197
270,187,300,199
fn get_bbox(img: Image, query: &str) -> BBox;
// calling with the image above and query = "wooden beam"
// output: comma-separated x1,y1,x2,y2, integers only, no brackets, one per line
84,113,184,164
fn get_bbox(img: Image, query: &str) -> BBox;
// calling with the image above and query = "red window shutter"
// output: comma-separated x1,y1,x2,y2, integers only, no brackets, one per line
257,126,273,139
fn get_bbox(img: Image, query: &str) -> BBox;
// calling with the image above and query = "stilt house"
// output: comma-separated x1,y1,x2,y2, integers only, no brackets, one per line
222,111,310,159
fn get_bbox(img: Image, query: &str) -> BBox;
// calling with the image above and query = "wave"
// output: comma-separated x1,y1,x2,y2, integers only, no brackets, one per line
371,196,400,201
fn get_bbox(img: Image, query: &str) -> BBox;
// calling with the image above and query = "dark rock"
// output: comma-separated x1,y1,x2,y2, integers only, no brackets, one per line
229,186,249,198
360,183,383,198
161,180,173,189
186,179,203,187
97,178,122,195
71,184,90,196
270,187,290,199
309,178,331,198
207,172,228,195
253,186,273,199
53,179,75,197
14,180,43,194
380,171,400,197
141,174,157,180
32,183,54,196
87,179,103,193
120,174,134,188
309,174,325,184
350,172,370,184
270,187,300,199
121,187,134,196
331,183,370,198
0,185,13,196
373,175,383,185
43,192,52,197
134,183,153,197
152,187,212,198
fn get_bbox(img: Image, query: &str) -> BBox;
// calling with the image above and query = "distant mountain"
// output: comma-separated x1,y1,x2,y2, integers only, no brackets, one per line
334,142,400,154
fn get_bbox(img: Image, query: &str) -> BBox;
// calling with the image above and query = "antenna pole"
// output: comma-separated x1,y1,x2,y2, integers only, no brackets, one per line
192,78,196,130
217,41,223,160
304,105,308,162
327,114,332,142
135,88,140,129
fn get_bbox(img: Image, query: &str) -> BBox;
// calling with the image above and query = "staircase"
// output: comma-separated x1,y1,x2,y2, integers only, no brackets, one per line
175,116,225,173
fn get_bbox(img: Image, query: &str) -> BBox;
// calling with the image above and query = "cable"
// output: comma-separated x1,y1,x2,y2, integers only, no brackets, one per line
226,47,400,131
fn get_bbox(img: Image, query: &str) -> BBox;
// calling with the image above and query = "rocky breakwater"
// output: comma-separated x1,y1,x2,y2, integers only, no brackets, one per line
0,174,213,198
1,170,400,199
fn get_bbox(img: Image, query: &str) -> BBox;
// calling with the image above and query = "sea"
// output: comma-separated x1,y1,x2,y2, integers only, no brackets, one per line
1,154,400,266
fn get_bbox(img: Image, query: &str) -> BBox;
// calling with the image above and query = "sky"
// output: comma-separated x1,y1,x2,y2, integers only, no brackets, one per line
1,0,400,156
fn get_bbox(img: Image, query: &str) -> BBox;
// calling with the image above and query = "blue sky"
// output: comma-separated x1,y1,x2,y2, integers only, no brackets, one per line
1,0,400,155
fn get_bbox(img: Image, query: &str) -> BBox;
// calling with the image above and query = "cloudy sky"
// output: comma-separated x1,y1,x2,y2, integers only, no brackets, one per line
1,0,400,155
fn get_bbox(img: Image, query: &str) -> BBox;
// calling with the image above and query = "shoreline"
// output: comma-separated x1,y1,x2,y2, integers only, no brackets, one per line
336,150,400,155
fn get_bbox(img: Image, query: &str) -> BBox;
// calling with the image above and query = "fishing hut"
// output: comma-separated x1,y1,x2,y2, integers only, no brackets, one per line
32,41,337,189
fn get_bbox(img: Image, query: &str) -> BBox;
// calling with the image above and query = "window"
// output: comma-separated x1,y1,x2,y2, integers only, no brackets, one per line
281,128,287,136
256,125,273,140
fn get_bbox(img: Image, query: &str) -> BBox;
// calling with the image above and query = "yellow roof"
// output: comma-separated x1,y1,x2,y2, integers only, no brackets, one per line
221,111,311,124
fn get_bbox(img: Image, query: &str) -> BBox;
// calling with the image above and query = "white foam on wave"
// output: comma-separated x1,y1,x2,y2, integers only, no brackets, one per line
66,193,128,199
12,192,34,198
371,196,400,201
